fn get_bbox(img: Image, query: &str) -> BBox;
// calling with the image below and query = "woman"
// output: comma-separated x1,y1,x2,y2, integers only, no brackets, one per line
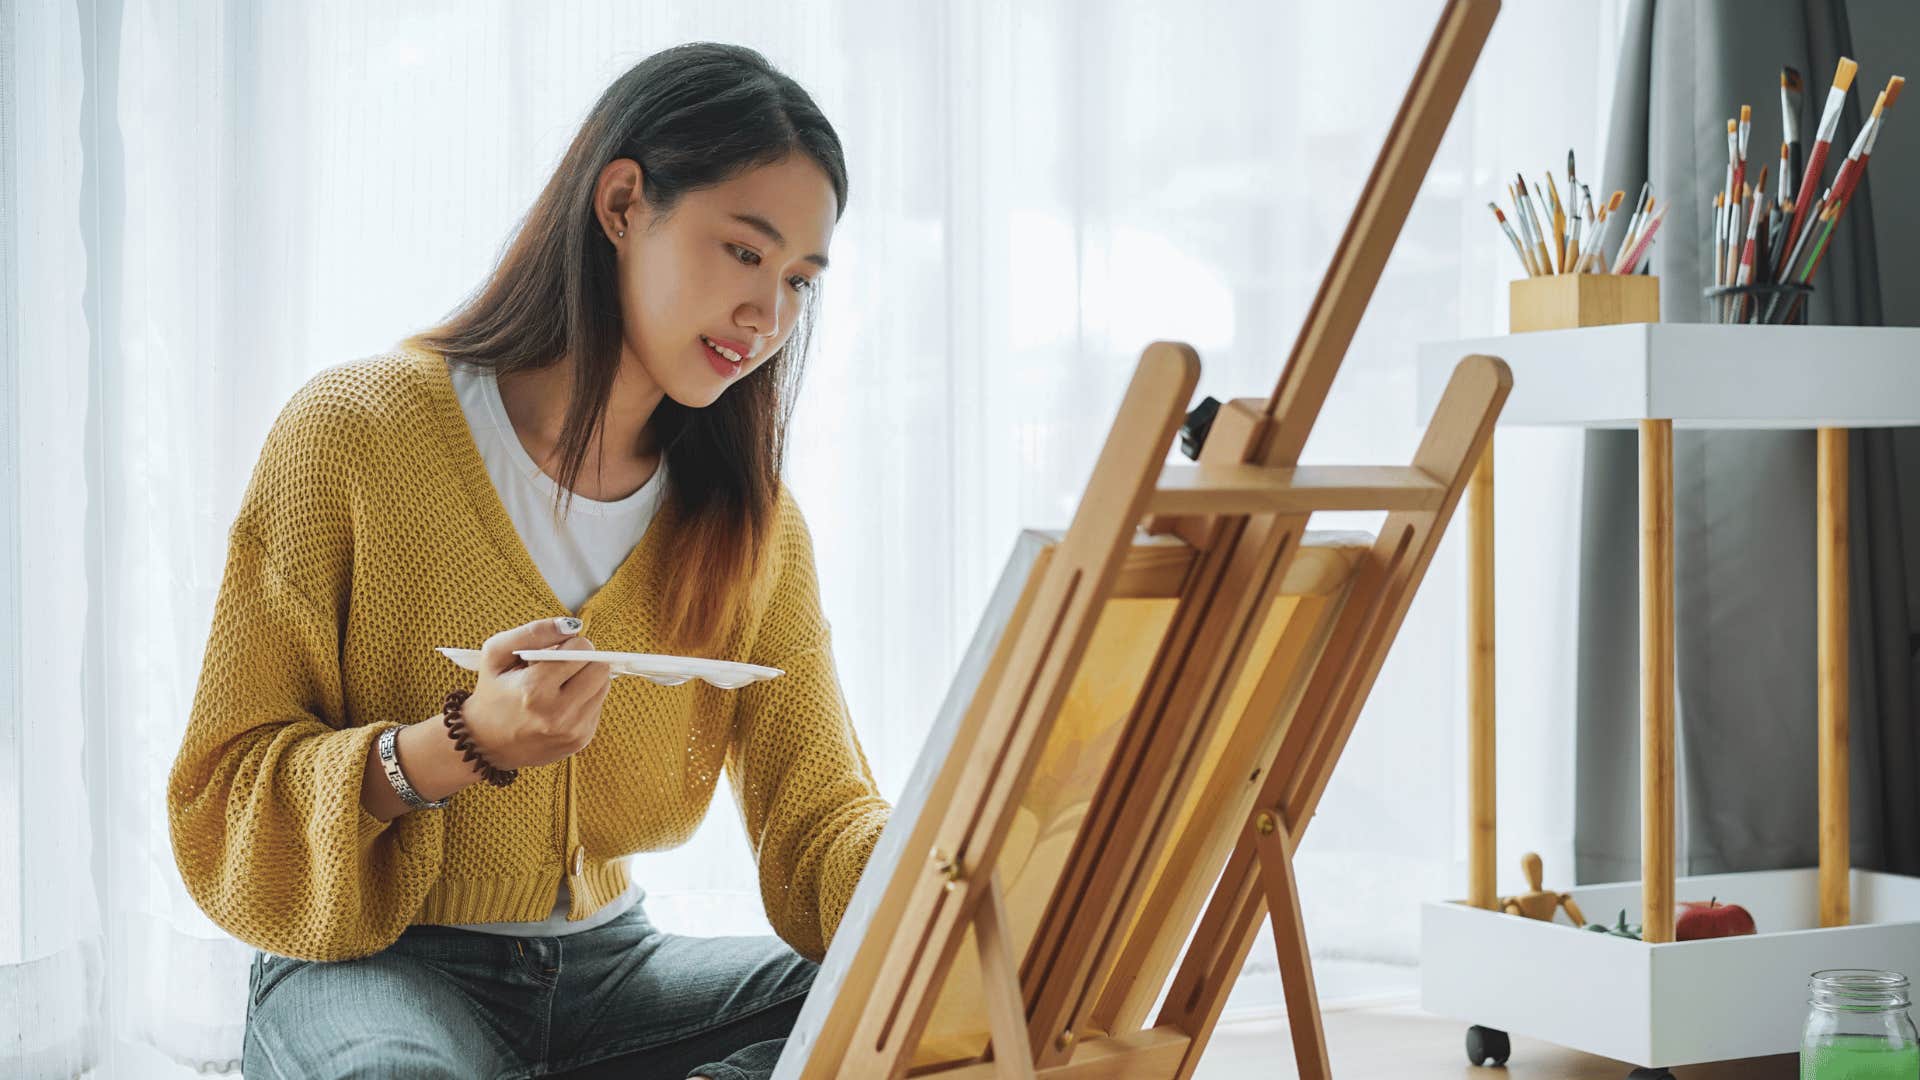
165,42,889,1080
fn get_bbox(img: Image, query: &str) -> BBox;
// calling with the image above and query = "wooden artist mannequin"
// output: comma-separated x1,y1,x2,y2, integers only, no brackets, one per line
1500,851,1587,926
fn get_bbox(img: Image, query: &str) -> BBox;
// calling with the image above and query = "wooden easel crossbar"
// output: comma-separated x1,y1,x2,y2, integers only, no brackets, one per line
773,2,1507,1076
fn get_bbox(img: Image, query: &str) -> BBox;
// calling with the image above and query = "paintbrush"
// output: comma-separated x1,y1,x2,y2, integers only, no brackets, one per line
1519,174,1554,276
1832,77,1902,211
1733,104,1752,204
1766,143,1797,282
1820,91,1882,225
1544,171,1567,272
1582,190,1623,273
1728,117,1743,288
1613,184,1652,273
1720,190,1735,311
1723,183,1745,314
1596,189,1624,271
1755,192,1774,292
1768,141,1790,281
1778,56,1858,280
1616,203,1669,275
1796,204,1842,286
1776,139,1791,208
1782,67,1805,200
1612,182,1643,270
1613,194,1652,274
1566,150,1579,269
1578,184,1596,273
1781,75,1904,322
1782,191,1828,277
1734,171,1768,321
1506,182,1539,275
1763,190,1828,322
1490,202,1534,275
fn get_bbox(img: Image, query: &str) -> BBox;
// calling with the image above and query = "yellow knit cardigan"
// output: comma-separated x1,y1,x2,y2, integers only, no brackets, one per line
166,345,890,963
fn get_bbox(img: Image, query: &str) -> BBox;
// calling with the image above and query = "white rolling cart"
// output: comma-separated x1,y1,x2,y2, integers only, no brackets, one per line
1413,323,1920,1077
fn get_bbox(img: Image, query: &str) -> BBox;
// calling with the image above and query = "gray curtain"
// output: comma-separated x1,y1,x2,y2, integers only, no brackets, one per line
1576,0,1920,884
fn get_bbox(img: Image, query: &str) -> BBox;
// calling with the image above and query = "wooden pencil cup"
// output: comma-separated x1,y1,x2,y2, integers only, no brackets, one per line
1508,274,1660,333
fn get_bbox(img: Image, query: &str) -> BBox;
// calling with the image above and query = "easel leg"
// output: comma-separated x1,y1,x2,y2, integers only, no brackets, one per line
1254,812,1331,1080
1468,442,1496,911
974,873,1038,1080
1817,428,1850,928
1639,419,1675,944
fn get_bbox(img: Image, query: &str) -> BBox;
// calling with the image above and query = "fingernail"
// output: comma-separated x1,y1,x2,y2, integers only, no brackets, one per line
555,616,582,634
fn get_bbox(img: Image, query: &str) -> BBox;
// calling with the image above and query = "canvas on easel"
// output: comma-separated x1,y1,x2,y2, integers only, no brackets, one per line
790,525,1372,1068
773,2,1507,1077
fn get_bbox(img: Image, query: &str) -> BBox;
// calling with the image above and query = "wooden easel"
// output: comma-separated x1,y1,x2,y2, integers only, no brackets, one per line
776,2,1505,1076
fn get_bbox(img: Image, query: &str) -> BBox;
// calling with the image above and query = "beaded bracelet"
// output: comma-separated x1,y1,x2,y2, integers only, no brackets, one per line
442,687,519,787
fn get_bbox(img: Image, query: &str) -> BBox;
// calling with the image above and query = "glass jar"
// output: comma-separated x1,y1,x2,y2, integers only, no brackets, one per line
1800,969,1920,1079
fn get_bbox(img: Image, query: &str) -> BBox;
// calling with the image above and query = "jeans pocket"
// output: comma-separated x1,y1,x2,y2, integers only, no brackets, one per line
251,951,312,1012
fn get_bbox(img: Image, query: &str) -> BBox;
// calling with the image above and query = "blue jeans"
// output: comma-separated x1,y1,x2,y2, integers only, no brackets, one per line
242,900,818,1079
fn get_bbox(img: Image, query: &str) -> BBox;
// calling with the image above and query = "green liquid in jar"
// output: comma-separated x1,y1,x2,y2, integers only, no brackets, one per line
1801,1034,1920,1079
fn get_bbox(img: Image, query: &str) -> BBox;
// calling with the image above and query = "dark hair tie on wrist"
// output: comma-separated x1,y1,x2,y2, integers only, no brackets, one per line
442,687,518,787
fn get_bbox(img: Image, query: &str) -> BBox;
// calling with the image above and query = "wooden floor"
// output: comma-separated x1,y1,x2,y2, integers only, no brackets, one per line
1194,1002,1796,1079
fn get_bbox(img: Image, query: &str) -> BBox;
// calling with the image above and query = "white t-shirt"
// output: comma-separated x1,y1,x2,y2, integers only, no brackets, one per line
441,358,662,936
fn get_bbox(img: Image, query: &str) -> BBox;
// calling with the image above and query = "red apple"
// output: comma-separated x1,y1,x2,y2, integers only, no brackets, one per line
1675,897,1756,940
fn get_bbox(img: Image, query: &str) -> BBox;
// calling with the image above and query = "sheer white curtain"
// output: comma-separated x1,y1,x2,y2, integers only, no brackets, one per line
4,0,1626,1074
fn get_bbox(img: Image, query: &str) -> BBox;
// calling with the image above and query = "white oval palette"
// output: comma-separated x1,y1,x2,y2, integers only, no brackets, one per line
434,646,782,691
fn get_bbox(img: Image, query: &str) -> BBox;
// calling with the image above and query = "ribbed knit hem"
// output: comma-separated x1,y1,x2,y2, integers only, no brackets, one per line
355,806,389,846
415,874,568,925
569,858,631,918
411,857,633,926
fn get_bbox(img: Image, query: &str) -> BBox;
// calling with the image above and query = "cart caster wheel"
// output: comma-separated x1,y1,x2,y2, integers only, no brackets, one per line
1465,1025,1511,1066
1626,1069,1675,1080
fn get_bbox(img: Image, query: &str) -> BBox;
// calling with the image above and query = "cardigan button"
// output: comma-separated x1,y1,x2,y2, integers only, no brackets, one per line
572,846,586,876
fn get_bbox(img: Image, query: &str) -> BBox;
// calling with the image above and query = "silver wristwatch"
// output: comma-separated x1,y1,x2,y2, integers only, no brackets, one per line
377,726,450,810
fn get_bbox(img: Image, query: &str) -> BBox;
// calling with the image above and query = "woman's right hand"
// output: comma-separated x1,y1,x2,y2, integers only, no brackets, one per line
459,616,614,771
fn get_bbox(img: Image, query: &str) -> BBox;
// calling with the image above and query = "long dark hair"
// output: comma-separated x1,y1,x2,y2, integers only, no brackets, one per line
405,43,847,653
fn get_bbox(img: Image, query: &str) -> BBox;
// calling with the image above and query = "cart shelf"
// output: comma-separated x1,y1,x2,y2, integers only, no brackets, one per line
1411,323,1920,1074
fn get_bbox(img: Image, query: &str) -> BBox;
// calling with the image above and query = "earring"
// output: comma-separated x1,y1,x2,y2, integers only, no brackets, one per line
617,230,625,238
